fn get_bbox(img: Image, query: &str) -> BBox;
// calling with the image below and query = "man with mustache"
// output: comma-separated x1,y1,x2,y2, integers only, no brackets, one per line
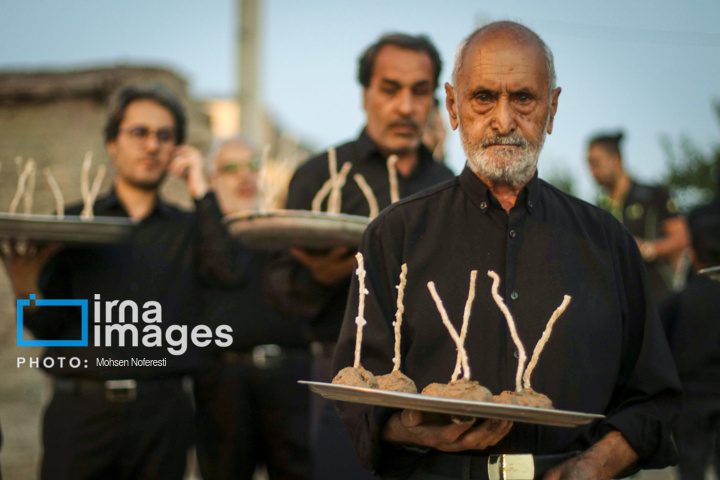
265,33,454,480
333,21,682,480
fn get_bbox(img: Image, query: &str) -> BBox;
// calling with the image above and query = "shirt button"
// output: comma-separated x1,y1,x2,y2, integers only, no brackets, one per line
528,200,533,209
509,230,516,238
480,202,488,210
510,291,519,300
513,350,520,359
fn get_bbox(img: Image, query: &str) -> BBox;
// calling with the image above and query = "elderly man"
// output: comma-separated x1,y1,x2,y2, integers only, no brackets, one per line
2,84,243,480
193,137,312,480
265,33,454,480
333,22,682,480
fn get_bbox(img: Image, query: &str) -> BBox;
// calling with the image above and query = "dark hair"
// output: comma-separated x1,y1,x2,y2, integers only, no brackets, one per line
103,83,187,145
358,33,442,90
589,131,624,158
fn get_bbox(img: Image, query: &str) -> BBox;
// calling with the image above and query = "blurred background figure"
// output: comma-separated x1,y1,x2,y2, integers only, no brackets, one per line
660,219,720,480
193,137,312,480
587,131,689,305
263,32,454,480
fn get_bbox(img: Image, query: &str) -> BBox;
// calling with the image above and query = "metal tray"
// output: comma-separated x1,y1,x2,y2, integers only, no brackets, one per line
224,210,370,250
698,266,720,282
300,381,604,428
0,213,136,245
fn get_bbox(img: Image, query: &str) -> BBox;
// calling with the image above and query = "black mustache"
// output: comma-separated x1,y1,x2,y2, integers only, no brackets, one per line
388,120,420,130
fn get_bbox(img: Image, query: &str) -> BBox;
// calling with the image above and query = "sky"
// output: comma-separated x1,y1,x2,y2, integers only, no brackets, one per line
2,0,719,201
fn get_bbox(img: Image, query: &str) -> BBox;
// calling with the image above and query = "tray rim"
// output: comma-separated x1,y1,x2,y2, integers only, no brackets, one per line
698,266,720,278
0,212,136,244
223,209,371,250
223,209,372,225
300,380,605,427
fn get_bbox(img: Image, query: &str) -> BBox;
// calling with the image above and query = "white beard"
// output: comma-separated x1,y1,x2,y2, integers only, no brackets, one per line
461,120,548,189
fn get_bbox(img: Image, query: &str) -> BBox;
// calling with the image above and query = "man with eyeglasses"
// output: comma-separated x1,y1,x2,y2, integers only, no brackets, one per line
192,137,313,480
2,84,245,480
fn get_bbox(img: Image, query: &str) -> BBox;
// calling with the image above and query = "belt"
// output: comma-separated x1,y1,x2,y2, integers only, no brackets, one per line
221,344,310,369
53,376,184,403
416,451,581,480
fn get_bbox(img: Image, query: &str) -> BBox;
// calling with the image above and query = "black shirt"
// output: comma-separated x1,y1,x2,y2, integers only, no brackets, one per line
264,129,455,342
333,166,682,477
661,272,720,396
201,250,311,353
598,181,679,304
687,198,720,231
22,190,247,379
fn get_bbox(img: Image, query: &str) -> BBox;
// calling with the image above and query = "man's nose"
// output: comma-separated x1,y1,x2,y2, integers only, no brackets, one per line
396,89,414,116
143,133,160,151
491,97,515,135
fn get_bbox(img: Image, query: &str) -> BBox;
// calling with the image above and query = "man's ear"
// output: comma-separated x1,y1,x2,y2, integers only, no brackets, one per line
547,87,561,135
107,139,117,160
362,88,368,113
445,83,459,131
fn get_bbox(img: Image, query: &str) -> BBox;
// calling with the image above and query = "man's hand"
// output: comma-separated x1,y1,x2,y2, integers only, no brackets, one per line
382,409,513,453
0,241,62,301
543,431,638,480
169,145,209,200
290,246,357,286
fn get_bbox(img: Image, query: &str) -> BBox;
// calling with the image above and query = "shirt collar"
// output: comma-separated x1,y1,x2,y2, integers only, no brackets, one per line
95,187,172,219
459,164,541,214
355,128,435,170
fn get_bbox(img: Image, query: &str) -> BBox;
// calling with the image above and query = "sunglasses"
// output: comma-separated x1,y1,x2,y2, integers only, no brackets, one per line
120,126,176,144
217,157,262,174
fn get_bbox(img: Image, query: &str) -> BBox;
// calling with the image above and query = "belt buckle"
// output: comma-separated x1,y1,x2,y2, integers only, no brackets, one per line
488,454,534,480
105,379,137,402
252,344,283,369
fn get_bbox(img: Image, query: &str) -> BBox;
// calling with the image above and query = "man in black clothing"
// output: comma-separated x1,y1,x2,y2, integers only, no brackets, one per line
193,137,313,480
2,84,243,480
661,221,720,480
587,131,689,305
333,21,682,479
264,33,454,480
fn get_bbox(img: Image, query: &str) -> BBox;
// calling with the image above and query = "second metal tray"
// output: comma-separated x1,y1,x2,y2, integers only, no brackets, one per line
224,210,370,250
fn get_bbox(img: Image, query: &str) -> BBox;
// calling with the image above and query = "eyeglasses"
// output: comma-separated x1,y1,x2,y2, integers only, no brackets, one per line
119,126,176,145
217,157,262,174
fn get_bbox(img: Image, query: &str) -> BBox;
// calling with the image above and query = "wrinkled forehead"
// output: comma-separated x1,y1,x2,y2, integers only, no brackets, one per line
460,31,549,90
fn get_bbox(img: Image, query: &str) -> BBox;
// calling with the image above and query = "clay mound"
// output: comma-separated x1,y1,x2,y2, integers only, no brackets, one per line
332,365,379,389
493,387,554,409
377,370,417,393
421,378,492,402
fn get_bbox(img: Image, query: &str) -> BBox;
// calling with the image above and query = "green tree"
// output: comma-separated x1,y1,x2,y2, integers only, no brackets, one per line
661,101,720,212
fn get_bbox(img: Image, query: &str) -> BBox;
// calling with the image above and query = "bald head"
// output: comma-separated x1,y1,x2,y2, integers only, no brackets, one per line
451,21,556,95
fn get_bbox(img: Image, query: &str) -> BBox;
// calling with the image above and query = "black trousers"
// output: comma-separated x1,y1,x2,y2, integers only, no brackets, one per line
194,349,312,480
675,393,720,480
41,377,194,480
